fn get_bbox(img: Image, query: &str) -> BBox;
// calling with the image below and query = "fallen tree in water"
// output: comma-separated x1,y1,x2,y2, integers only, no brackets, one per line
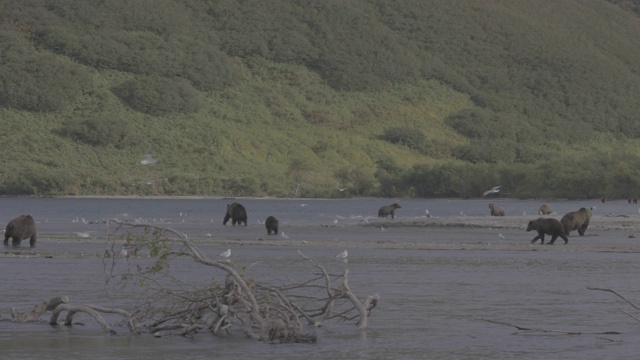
2,221,378,342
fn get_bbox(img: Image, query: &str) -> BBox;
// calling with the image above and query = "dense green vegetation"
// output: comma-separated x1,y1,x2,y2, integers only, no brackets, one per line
2,0,640,199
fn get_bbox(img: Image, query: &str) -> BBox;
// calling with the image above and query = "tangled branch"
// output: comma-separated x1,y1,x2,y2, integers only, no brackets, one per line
100,221,379,342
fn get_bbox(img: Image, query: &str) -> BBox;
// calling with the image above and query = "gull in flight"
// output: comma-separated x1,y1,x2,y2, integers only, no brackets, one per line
140,153,158,165
219,249,231,258
74,232,91,238
483,186,501,197
336,250,348,259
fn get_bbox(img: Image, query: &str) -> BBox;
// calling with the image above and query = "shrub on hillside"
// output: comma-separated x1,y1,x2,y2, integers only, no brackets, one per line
380,127,428,152
0,30,91,112
59,116,133,148
113,76,202,116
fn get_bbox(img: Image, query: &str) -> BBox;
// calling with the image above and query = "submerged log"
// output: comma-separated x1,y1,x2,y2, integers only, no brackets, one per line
10,296,69,323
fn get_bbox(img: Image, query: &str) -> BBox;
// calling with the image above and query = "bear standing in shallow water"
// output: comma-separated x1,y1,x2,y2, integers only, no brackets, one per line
488,203,505,216
378,203,401,219
527,217,568,245
265,216,279,235
538,204,554,215
223,203,248,226
4,214,37,248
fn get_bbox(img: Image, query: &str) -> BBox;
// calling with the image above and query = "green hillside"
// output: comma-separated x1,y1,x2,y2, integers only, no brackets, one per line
2,0,640,199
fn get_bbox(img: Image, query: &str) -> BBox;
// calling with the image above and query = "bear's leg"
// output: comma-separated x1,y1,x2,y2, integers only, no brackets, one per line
548,235,558,245
531,233,544,244
30,235,37,248
560,234,568,244
578,226,586,236
12,237,21,247
3,235,9,246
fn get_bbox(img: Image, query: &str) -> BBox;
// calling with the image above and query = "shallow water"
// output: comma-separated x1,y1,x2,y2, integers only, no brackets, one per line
2,197,640,359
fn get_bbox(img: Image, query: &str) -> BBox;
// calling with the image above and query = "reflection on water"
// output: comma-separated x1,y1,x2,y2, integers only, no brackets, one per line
2,197,640,359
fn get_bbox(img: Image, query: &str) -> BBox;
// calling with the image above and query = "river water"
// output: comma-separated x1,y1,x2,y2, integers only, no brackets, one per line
2,197,640,359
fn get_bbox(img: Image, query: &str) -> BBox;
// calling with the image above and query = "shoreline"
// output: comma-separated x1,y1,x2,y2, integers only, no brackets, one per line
6,214,637,258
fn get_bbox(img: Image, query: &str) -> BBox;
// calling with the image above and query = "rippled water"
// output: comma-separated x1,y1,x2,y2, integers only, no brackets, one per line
2,197,640,359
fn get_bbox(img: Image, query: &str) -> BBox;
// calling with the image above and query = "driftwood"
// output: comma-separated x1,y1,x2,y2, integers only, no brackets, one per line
482,319,620,336
4,222,378,340
10,296,68,322
6,295,138,335
100,221,378,342
484,286,640,338
587,286,640,323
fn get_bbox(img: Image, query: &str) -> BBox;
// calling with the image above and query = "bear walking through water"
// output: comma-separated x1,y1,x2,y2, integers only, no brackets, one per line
223,203,248,226
4,214,37,248
526,217,568,245
265,216,279,235
560,207,593,236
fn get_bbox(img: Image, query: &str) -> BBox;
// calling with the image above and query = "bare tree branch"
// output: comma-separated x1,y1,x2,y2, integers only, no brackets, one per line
3,222,378,342
587,287,640,311
482,319,620,335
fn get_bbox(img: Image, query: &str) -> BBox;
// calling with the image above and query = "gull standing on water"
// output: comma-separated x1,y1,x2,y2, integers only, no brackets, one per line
219,249,231,258
336,250,348,259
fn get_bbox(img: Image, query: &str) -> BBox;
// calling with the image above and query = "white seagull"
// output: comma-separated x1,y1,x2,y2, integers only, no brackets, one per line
281,232,289,239
336,250,348,259
140,153,158,165
498,233,505,240
219,249,231,258
483,186,501,197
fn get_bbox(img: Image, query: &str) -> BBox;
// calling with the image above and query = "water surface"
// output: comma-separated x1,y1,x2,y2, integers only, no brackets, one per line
2,197,640,359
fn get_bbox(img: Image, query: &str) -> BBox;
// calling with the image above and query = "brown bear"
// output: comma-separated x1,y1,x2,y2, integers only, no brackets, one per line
560,207,592,236
538,204,554,215
378,203,401,219
4,214,37,247
526,217,568,245
223,202,247,226
265,216,279,235
488,203,505,216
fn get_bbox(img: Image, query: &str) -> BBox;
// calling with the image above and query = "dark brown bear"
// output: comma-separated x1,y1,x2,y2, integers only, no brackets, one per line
223,202,247,226
4,214,37,247
526,217,568,245
265,216,279,235
560,207,592,236
488,203,505,216
378,203,401,219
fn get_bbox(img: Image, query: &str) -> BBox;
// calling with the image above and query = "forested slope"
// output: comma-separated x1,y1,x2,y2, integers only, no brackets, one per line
1,0,640,199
